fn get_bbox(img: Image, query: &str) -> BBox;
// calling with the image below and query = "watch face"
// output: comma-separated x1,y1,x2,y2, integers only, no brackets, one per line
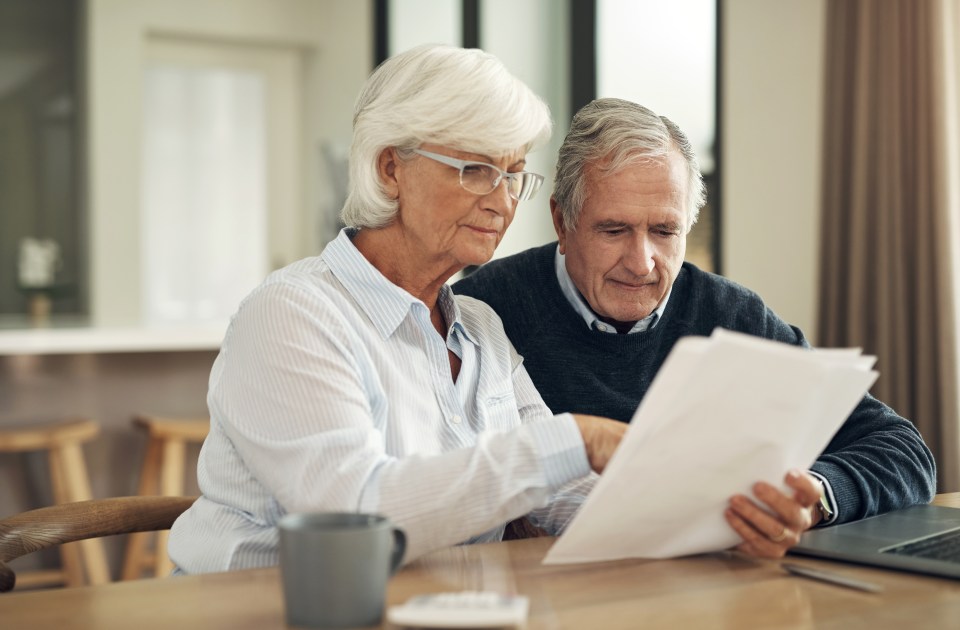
818,494,834,519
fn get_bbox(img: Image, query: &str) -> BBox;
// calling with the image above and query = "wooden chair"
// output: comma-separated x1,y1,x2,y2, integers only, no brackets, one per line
0,418,109,589
122,415,209,580
0,496,197,593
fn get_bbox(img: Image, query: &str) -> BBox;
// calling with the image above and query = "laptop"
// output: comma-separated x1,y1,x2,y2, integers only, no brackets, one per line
790,504,960,579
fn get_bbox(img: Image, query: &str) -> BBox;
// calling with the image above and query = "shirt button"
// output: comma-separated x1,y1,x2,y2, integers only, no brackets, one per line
451,414,462,424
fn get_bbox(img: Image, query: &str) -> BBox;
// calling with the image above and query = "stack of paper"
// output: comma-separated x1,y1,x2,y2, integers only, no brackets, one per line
544,328,878,565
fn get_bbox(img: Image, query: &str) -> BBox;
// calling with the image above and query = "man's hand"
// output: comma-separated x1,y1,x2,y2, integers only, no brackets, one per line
572,414,627,473
724,469,822,558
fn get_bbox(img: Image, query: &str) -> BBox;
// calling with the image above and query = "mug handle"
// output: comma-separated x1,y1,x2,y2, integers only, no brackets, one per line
389,528,407,575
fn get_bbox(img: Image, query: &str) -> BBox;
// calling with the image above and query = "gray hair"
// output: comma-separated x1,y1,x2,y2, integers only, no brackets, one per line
553,98,706,232
341,44,553,228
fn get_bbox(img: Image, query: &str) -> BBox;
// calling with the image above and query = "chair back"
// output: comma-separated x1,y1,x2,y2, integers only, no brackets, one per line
0,495,197,593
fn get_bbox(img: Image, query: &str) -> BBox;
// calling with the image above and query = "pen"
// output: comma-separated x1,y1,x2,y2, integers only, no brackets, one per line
781,562,884,593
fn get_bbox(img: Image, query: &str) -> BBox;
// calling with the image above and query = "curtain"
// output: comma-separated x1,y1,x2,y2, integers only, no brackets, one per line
818,0,960,491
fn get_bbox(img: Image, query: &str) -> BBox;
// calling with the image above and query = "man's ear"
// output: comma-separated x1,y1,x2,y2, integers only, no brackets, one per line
550,196,567,254
377,148,400,200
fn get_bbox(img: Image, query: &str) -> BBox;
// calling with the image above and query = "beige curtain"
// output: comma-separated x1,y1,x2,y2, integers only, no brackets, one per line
819,0,960,491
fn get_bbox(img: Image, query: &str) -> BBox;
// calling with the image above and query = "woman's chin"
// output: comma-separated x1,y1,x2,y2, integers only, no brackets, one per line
454,243,498,268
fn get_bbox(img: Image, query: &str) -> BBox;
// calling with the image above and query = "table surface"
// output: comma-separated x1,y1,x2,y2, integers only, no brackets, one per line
2,493,959,629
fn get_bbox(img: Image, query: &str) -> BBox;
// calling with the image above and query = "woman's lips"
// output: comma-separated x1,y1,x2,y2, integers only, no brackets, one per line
466,225,500,237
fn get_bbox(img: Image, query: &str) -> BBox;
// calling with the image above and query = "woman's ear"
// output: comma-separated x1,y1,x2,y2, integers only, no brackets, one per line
378,147,400,200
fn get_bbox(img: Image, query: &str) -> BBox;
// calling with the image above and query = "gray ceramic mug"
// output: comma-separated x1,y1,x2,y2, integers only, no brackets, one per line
278,512,406,628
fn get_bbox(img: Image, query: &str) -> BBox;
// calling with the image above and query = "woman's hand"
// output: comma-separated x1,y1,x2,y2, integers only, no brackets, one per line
724,469,822,558
572,414,628,473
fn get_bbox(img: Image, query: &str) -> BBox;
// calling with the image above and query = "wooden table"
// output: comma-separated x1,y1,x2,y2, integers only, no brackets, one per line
2,494,959,629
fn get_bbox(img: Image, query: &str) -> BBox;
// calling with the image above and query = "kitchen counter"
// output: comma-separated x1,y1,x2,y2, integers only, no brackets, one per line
0,321,226,356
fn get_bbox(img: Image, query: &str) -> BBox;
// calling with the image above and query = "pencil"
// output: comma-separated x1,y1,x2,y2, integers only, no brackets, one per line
781,562,884,593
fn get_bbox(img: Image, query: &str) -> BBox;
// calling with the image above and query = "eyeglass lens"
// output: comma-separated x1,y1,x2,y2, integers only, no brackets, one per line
411,149,543,201
460,165,541,201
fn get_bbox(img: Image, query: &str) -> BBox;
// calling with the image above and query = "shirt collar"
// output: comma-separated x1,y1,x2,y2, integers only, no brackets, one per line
438,284,474,346
322,228,472,342
554,244,670,334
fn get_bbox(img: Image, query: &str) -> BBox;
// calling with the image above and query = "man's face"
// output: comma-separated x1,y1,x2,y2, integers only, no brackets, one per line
551,151,689,331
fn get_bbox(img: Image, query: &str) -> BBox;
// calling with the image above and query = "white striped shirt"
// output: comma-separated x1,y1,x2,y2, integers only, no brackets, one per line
168,228,593,573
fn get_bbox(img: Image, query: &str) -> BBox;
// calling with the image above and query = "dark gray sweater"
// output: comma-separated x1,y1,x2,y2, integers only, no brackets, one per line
454,242,936,524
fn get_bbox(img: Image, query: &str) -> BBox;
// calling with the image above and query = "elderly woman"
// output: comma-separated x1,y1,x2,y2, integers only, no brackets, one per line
168,44,625,573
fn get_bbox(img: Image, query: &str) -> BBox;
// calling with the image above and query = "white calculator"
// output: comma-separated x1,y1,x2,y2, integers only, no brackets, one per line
386,591,529,628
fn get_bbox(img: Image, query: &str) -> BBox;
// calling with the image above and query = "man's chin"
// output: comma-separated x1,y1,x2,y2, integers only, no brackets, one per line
607,304,659,324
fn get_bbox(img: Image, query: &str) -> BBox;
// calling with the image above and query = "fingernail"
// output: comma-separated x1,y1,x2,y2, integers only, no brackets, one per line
787,469,801,480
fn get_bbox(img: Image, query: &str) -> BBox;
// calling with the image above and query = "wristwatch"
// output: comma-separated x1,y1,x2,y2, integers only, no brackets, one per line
813,480,835,524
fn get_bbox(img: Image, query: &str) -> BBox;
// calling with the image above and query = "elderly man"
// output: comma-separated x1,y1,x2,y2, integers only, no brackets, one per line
454,98,936,557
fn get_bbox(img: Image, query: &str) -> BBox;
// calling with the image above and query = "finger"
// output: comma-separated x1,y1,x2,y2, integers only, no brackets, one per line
730,492,804,539
725,502,797,551
734,538,769,558
783,469,821,506
724,508,792,558
751,483,813,532
573,415,627,473
728,494,803,556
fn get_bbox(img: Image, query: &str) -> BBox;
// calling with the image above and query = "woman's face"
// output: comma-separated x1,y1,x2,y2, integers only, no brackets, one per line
387,143,528,270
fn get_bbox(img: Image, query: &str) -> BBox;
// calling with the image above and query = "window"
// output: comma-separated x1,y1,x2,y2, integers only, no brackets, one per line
376,0,721,271
0,0,84,319
597,0,719,272
140,37,304,324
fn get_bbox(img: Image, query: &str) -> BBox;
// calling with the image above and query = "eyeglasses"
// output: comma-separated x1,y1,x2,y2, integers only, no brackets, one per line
412,149,545,201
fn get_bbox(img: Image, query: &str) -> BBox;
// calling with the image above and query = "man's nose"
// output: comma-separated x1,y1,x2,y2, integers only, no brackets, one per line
622,234,655,276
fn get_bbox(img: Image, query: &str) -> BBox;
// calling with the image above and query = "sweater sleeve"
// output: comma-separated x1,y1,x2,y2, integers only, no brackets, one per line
741,287,937,523
811,393,936,523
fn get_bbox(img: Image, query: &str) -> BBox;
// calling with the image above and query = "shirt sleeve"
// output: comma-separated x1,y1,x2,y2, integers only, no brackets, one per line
211,281,590,562
526,474,599,534
507,340,597,532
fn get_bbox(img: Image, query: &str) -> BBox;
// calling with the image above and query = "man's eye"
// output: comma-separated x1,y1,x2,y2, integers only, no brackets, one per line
462,164,486,175
602,228,626,236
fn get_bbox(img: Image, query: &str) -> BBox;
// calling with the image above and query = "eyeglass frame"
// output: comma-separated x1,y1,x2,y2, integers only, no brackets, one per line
411,149,545,201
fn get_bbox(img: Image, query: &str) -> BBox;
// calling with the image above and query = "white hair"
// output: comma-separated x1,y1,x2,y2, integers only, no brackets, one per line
341,44,553,228
553,98,706,232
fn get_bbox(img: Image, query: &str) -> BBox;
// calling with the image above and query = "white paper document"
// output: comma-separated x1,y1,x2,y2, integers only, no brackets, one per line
543,328,878,565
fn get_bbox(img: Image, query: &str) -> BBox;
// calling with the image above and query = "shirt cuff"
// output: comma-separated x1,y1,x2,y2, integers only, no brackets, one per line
523,413,592,489
808,470,839,526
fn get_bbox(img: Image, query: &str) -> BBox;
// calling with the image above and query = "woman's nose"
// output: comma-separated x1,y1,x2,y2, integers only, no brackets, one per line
482,178,515,216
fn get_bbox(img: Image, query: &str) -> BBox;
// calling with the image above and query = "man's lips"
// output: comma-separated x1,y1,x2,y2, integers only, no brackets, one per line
608,278,657,290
